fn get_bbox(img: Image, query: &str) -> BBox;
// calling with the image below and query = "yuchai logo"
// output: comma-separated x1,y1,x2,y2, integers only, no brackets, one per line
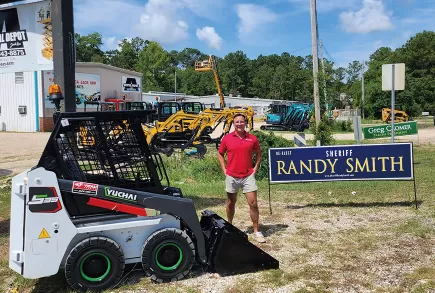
105,187,137,201
72,181,98,195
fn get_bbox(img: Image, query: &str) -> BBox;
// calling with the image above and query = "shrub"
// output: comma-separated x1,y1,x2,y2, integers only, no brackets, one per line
251,130,293,180
311,117,335,146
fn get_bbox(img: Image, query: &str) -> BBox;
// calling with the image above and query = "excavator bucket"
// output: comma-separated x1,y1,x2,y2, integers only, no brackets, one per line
200,210,279,275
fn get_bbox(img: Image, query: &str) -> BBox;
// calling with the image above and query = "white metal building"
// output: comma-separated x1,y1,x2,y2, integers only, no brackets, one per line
0,62,142,132
142,92,283,116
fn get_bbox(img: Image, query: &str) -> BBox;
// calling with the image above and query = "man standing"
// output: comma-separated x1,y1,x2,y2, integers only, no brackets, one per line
217,113,265,243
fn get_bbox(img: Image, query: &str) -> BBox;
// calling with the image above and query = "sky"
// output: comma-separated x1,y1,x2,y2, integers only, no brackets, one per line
73,0,435,68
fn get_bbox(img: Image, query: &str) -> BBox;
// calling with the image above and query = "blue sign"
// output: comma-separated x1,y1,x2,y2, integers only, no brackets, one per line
268,143,413,183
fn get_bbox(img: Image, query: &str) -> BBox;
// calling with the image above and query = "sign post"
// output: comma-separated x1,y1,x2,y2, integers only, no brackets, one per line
353,116,362,144
382,63,406,143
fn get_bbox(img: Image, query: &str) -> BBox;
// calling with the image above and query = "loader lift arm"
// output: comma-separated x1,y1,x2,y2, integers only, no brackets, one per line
195,55,225,108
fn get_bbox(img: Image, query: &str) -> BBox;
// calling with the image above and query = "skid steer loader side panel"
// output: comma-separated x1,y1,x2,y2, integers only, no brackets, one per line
9,171,27,275
22,168,77,279
200,210,279,275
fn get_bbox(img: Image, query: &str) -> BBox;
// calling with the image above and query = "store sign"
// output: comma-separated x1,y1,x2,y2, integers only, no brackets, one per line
122,76,141,92
0,0,52,73
363,121,418,139
43,70,100,109
268,143,413,183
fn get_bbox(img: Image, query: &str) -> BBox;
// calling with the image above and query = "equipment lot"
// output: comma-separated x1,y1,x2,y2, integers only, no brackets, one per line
1,125,434,176
0,125,435,292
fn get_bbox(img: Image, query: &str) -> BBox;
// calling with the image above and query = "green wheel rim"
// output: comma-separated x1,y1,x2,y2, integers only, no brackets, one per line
80,252,111,282
155,243,183,271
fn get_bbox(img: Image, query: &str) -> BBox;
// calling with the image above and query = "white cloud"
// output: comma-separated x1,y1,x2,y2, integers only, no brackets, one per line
196,27,223,50
339,0,394,33
288,0,360,13
74,0,223,45
133,0,189,44
103,36,119,50
236,4,279,38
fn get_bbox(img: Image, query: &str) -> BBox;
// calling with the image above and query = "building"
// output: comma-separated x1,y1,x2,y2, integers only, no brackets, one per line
0,62,143,132
142,92,284,117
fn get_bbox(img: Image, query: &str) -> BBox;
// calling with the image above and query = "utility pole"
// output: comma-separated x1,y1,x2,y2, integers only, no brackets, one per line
52,0,76,112
319,39,328,111
361,61,365,119
310,0,321,127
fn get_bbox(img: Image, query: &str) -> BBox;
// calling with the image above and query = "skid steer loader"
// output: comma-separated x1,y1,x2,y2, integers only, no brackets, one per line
9,107,278,292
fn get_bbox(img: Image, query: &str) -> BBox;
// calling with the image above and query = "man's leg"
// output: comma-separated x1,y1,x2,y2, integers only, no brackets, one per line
226,192,237,224
245,191,259,233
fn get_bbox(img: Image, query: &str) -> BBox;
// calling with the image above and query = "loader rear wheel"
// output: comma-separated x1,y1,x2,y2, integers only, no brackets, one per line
141,228,195,283
65,237,125,292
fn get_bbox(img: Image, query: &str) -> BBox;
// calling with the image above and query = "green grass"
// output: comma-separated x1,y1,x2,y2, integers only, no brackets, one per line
0,142,434,292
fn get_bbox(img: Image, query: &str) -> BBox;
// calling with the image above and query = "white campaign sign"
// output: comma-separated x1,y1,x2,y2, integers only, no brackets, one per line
0,0,52,73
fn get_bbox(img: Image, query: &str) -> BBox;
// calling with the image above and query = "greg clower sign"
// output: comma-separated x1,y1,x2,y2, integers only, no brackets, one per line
363,121,418,139
268,143,413,183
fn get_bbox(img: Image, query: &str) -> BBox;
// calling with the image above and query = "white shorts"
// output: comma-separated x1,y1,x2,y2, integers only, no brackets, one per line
225,173,258,194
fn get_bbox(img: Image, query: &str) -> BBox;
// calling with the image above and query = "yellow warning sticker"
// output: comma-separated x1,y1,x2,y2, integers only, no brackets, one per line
38,228,50,239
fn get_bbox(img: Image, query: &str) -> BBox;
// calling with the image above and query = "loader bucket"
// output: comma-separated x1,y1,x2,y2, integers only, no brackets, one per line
200,210,279,275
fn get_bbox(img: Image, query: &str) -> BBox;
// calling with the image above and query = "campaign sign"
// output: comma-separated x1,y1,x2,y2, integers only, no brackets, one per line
268,143,413,183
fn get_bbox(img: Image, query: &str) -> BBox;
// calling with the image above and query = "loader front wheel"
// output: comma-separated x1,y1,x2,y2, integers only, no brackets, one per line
142,228,195,283
65,237,125,292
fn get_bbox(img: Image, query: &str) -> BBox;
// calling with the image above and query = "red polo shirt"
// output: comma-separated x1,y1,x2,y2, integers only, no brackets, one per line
218,131,260,178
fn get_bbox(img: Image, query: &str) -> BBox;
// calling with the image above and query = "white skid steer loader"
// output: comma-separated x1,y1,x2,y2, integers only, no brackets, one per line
9,108,278,292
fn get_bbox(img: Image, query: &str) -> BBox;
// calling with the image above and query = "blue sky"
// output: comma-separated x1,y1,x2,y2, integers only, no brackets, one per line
73,0,435,68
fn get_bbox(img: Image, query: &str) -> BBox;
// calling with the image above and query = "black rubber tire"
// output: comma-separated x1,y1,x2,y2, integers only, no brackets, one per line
65,237,125,292
141,228,195,283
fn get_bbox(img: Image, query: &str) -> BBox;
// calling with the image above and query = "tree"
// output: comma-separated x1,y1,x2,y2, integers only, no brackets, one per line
177,48,207,69
75,32,105,63
220,51,251,96
137,41,171,92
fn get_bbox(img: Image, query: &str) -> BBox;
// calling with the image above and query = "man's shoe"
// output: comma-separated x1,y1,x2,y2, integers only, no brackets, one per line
254,231,266,243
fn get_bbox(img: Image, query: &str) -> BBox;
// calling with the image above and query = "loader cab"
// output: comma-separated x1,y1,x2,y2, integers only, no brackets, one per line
84,101,116,112
125,101,153,111
104,98,130,111
181,102,204,114
156,102,181,122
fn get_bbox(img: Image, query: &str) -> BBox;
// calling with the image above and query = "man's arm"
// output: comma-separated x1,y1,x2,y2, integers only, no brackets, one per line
217,152,226,175
253,149,261,174
252,138,261,174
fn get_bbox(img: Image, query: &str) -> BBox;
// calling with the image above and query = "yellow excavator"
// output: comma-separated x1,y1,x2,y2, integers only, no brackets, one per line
382,108,409,123
136,54,254,156
141,107,254,156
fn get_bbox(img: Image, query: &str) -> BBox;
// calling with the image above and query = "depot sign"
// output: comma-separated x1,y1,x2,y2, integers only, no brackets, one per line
363,121,418,139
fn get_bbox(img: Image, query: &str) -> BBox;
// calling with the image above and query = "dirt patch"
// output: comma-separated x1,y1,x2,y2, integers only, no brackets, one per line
0,132,50,175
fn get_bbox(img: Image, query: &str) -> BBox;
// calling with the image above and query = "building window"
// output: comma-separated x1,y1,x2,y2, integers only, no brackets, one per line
15,72,24,84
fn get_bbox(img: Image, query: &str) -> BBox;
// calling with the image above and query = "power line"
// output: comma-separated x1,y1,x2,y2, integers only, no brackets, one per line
289,45,313,55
